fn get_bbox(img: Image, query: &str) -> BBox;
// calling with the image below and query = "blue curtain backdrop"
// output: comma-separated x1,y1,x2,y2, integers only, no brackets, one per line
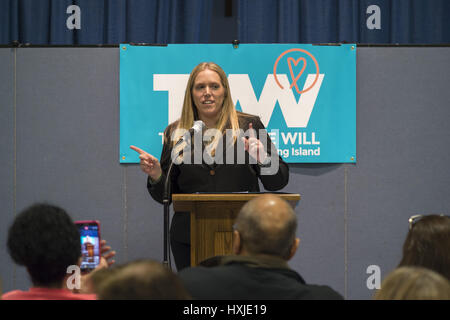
0,0,213,45
1,0,449,45
237,0,450,44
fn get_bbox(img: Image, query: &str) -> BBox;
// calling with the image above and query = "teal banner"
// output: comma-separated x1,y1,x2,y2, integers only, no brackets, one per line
120,43,356,163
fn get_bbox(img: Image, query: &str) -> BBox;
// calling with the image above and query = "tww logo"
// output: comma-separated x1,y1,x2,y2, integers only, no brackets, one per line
154,48,324,128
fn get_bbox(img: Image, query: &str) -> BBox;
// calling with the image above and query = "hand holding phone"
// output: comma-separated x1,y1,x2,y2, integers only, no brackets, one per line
75,220,101,273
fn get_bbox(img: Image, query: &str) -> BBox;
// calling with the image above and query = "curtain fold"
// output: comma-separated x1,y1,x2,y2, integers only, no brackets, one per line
238,0,450,44
0,0,17,43
0,0,212,45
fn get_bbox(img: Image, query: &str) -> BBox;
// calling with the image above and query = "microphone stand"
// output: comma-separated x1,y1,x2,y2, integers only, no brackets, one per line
160,120,204,270
161,134,189,270
162,161,175,270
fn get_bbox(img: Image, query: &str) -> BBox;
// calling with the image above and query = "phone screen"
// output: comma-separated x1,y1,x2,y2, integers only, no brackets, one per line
77,222,101,272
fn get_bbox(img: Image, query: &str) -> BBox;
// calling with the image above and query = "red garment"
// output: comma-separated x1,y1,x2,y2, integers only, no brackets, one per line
2,287,97,300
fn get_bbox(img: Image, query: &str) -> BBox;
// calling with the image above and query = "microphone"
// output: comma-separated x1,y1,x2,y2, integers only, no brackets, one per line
162,120,204,270
172,120,205,164
174,120,205,147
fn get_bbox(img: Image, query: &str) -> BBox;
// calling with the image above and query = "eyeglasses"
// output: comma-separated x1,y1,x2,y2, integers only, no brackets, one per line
408,214,448,230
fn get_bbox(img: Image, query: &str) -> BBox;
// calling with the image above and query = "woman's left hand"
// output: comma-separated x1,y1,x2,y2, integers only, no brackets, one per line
241,122,268,164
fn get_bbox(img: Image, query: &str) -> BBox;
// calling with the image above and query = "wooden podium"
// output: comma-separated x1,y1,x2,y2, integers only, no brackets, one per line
172,193,301,266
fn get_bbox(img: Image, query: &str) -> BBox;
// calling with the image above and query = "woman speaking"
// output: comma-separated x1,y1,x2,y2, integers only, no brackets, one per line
131,62,289,271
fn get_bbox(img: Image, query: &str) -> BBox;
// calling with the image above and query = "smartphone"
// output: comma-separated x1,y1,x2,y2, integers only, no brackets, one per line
75,220,101,272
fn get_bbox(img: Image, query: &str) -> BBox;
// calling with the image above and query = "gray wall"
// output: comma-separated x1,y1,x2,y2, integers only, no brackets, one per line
0,46,449,299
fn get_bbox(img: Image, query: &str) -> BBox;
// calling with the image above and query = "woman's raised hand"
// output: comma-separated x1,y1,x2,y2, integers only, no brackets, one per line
130,145,162,181
241,123,268,164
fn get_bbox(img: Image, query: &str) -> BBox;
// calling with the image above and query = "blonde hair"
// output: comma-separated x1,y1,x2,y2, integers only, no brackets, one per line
373,267,450,300
171,62,240,151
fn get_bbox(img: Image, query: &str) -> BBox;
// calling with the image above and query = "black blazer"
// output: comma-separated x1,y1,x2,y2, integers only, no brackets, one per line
147,112,289,243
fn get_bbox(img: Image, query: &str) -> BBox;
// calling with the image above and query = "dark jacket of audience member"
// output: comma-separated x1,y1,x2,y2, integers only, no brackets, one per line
180,254,342,300
178,194,343,300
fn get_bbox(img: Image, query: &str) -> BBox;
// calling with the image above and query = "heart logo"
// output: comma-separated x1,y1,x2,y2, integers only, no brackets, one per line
287,57,307,94
273,48,320,95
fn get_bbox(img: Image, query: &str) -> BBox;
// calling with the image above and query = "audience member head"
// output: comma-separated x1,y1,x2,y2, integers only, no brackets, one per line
82,265,122,295
233,194,299,260
97,259,191,300
374,266,450,300
399,214,450,280
7,203,81,288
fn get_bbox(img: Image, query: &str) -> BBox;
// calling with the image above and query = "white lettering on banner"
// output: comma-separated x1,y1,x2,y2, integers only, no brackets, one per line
66,5,81,30
279,148,289,158
291,147,320,156
153,74,324,128
366,5,381,30
366,265,381,290
281,132,320,145
228,74,324,128
153,74,190,124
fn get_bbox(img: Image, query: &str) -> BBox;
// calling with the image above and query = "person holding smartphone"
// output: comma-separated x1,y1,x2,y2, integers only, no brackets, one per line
131,62,289,271
76,221,102,272
3,203,115,300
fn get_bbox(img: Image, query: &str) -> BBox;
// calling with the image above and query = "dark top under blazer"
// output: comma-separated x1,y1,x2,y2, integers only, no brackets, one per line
147,112,289,243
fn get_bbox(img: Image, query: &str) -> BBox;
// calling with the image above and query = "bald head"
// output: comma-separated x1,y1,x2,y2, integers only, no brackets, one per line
234,194,298,260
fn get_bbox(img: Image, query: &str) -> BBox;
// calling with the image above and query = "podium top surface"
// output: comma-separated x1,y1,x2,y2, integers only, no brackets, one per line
172,193,300,213
172,193,300,202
